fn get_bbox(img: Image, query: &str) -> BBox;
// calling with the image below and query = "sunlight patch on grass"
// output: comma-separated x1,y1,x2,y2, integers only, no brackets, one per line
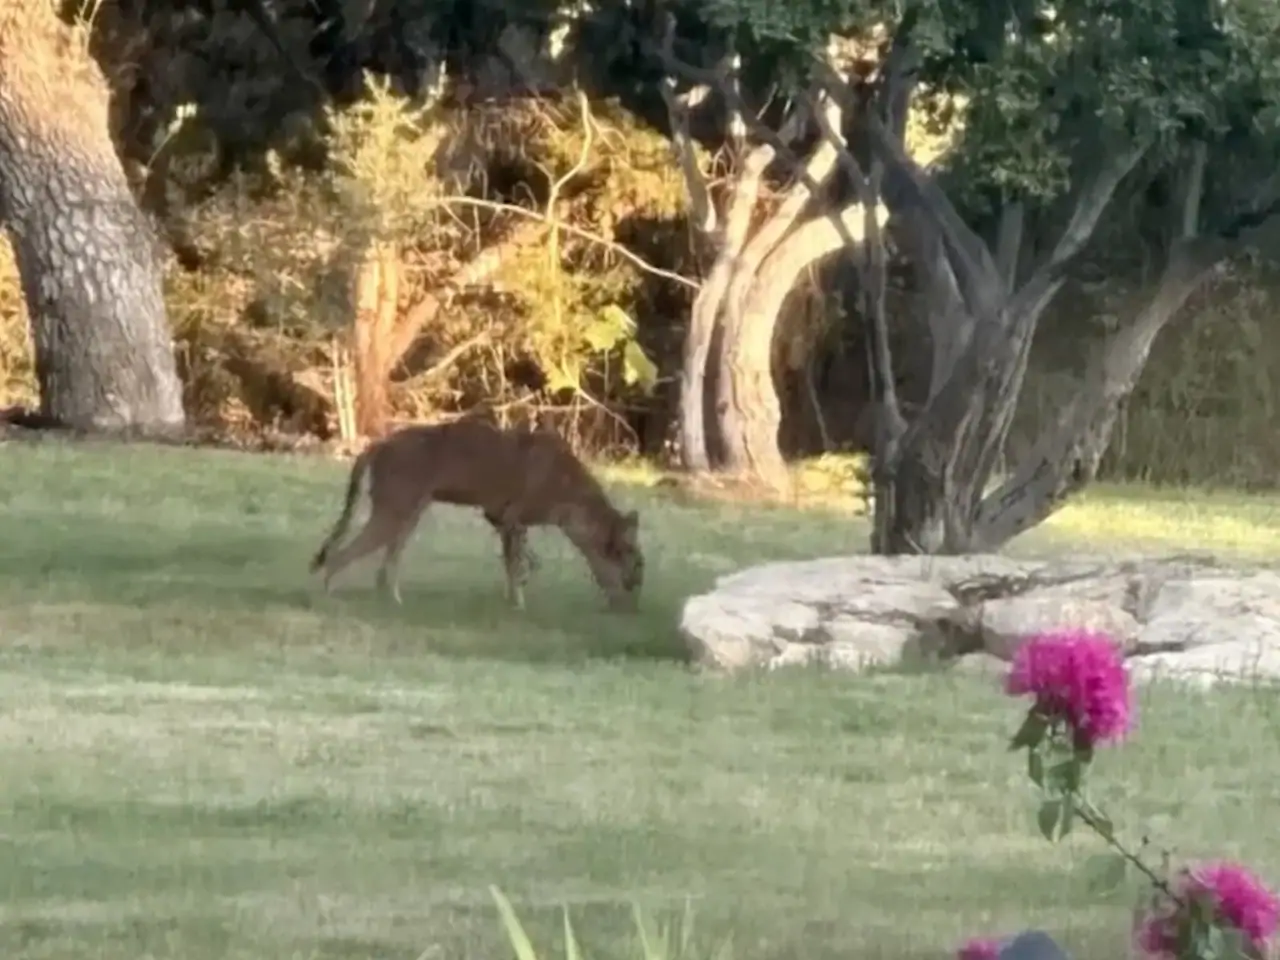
1041,484,1280,557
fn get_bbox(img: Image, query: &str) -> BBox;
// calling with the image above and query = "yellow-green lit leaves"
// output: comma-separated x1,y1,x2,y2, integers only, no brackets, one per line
546,304,659,396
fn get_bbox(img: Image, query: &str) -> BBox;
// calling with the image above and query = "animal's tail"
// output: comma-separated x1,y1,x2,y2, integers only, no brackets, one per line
310,448,373,572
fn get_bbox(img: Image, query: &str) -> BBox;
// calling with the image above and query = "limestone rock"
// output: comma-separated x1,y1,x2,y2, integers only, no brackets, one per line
1129,637,1280,688
678,553,1280,686
679,555,976,672
949,652,1009,678
979,594,1140,660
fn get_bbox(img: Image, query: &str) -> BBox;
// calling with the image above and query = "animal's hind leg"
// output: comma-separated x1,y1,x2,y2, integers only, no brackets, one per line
375,502,430,605
319,513,401,596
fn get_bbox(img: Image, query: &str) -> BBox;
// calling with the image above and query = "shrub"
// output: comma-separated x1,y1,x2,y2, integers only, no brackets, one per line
963,629,1279,960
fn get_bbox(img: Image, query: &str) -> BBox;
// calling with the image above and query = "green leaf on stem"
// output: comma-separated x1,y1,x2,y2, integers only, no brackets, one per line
1010,710,1050,752
1083,853,1129,894
1037,799,1064,842
1076,797,1116,841
1206,924,1250,960
1047,757,1083,794
1060,793,1077,838
1027,747,1045,787
490,886,541,960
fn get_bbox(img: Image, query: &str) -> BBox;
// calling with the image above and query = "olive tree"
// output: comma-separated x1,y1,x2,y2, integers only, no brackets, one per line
658,0,1280,551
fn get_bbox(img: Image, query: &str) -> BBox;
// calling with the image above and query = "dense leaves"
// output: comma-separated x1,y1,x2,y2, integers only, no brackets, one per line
675,0,1280,230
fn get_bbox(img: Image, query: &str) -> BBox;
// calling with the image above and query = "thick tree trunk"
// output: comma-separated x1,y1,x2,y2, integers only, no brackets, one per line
971,242,1220,548
679,264,730,472
676,146,778,472
716,205,879,489
860,108,1151,555
0,3,185,432
0,3,185,433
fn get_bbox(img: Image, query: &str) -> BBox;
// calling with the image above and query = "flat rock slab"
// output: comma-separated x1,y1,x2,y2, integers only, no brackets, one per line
679,553,1280,686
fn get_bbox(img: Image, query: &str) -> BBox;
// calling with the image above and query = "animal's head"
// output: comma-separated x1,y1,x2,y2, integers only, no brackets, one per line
598,507,644,611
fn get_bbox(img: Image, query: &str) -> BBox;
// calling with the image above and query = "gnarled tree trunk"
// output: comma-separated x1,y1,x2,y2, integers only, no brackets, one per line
717,206,884,487
657,34,891,488
864,108,1276,554
0,2,185,433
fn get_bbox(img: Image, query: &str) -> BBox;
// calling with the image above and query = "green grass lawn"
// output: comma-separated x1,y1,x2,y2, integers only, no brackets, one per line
2,439,1279,960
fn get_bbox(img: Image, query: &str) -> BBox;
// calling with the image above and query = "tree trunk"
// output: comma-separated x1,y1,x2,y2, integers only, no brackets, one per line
657,27,811,475
351,242,400,438
971,242,1220,548
716,205,880,489
678,264,730,472
676,146,778,472
860,108,1151,555
0,2,185,433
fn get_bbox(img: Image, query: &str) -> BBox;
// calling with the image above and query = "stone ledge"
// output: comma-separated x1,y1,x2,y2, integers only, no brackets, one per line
679,554,1280,686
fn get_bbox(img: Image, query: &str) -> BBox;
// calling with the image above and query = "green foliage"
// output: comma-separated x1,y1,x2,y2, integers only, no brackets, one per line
932,0,1280,210
490,887,732,960
546,302,660,395
477,97,671,409
675,0,1280,215
324,73,454,242
1083,852,1129,894
581,304,660,392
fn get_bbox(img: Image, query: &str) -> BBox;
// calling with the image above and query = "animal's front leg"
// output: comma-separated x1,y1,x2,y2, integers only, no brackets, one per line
499,524,532,610
484,511,539,603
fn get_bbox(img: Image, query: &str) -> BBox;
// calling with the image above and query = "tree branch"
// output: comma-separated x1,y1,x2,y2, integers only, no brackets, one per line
804,84,903,474
658,15,716,237
994,202,1023,294
861,111,1004,321
726,93,844,318
971,241,1218,549
1178,140,1207,240
425,194,697,290
1007,140,1149,322
650,28,813,190
969,138,1225,548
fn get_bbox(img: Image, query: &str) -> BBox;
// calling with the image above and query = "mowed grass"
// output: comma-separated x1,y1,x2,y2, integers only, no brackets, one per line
1,440,1279,960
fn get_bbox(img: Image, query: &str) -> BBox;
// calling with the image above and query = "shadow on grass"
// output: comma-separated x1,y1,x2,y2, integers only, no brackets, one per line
0,519,692,667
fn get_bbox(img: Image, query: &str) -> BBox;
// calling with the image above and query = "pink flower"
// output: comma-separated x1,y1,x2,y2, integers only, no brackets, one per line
1136,861,1280,959
956,937,1002,960
1005,629,1132,747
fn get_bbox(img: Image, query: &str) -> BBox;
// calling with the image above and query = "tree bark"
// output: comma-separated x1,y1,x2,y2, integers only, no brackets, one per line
351,242,400,438
670,116,787,472
861,106,1150,553
677,145,772,471
0,2,185,433
717,205,880,487
712,98,845,486
971,241,1220,548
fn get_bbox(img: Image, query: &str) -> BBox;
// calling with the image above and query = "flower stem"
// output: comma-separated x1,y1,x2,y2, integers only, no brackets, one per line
1071,795,1182,905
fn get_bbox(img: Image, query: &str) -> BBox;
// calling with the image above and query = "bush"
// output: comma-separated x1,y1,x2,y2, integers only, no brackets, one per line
960,630,1278,960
